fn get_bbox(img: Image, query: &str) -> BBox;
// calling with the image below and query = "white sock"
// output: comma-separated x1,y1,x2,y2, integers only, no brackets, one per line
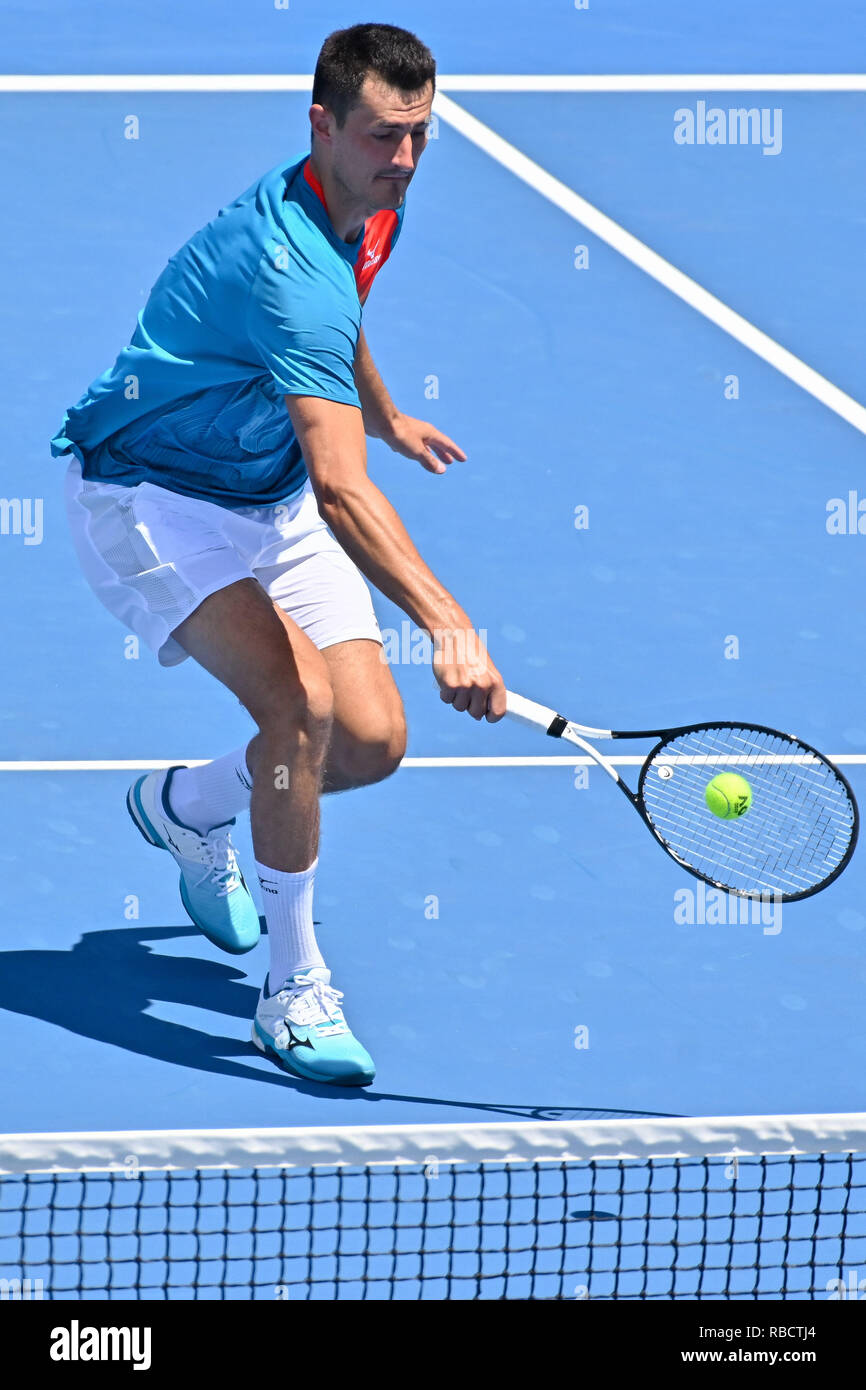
256,857,324,988
167,747,253,833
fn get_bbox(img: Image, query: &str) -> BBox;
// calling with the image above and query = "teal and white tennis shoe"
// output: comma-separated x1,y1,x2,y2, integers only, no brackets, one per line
126,765,260,954
252,968,375,1087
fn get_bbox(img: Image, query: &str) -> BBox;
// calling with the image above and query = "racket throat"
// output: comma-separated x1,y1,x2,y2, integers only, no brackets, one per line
546,714,569,739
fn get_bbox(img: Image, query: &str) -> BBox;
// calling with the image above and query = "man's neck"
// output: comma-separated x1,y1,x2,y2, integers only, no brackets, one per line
307,154,367,244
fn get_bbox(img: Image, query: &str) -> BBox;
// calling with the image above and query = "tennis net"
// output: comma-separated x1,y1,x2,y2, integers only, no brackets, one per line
2,1113,865,1300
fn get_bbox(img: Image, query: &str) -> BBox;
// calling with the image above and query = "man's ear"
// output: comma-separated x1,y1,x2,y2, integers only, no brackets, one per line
309,103,334,147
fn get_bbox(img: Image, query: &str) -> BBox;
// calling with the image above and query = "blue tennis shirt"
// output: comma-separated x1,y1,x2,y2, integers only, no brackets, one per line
50,153,405,507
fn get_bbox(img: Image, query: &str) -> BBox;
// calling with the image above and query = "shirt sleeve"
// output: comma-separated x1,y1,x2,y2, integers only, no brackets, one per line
246,241,362,406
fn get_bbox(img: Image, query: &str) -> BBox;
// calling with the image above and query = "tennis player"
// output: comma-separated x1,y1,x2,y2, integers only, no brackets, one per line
52,24,506,1087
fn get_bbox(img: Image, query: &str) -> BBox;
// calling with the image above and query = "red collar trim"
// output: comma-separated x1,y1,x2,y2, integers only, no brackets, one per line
303,158,328,211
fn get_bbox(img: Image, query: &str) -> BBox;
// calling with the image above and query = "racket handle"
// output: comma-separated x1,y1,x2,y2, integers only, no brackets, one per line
505,690,563,734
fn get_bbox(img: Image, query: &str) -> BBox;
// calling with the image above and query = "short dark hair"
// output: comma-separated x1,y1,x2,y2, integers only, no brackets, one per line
312,23,436,127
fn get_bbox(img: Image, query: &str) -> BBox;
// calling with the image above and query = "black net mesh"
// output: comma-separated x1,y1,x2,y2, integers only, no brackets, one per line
3,1148,865,1300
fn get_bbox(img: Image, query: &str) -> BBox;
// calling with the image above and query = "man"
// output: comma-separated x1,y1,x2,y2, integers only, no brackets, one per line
52,23,506,1088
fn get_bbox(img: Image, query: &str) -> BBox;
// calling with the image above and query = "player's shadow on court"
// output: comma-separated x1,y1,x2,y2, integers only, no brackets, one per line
0,924,674,1118
0,923,345,1098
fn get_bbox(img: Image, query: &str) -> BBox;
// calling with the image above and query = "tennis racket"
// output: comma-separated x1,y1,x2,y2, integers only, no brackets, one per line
505,691,858,901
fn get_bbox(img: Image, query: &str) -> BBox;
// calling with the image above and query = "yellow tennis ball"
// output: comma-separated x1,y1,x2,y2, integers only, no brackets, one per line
705,772,752,819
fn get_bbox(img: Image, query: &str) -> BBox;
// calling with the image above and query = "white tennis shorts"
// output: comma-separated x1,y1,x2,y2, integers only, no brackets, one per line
64,459,383,667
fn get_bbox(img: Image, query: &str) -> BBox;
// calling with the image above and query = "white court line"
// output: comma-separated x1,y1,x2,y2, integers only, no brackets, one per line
433,91,866,437
1,73,865,92
436,74,866,92
1,756,863,772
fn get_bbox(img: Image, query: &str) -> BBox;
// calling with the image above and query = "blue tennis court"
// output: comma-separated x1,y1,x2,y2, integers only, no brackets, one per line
2,1,866,1301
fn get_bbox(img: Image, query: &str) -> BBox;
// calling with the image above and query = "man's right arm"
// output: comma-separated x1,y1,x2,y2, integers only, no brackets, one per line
285,393,506,722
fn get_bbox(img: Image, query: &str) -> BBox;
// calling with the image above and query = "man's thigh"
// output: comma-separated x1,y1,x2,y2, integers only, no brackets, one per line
172,577,333,726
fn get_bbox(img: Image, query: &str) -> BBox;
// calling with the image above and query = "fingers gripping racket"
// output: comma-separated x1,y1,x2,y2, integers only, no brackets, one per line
505,692,858,902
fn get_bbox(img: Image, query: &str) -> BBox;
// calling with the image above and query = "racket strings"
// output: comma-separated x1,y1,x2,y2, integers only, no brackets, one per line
647,750,849,891
639,727,856,897
649,752,846,884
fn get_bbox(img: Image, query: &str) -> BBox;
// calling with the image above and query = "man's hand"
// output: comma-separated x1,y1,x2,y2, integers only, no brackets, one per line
384,413,467,475
433,627,506,722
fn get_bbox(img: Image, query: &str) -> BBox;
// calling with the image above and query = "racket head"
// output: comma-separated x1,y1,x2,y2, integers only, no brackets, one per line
634,722,859,902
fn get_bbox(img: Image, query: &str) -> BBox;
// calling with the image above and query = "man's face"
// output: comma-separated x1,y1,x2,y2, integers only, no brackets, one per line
326,75,433,215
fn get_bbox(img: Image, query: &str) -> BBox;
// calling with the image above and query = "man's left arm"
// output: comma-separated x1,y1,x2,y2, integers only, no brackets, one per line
354,327,467,476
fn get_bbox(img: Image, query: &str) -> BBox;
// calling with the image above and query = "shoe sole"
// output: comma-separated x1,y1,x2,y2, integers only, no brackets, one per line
250,1021,375,1088
127,776,259,956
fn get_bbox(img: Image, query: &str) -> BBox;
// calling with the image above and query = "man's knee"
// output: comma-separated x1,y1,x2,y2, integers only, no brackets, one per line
254,670,335,755
335,712,407,787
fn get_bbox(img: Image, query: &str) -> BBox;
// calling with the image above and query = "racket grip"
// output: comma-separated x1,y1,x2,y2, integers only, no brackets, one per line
505,690,563,733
